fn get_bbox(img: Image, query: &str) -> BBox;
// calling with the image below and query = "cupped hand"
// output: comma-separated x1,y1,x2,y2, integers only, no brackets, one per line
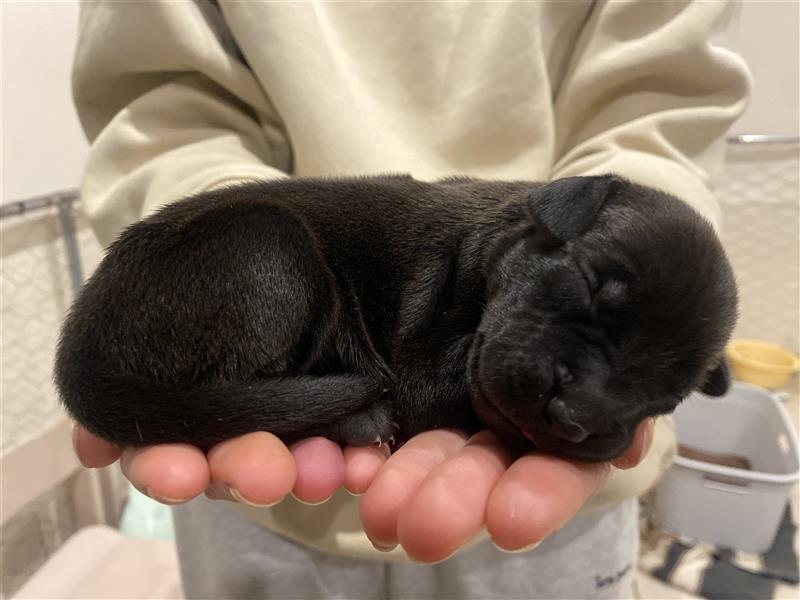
72,425,388,506
358,418,654,562
73,417,653,563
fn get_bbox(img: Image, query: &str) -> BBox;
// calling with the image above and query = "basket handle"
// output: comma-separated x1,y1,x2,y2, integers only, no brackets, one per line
703,474,750,495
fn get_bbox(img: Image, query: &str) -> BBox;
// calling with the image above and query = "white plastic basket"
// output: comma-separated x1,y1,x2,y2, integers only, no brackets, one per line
653,381,799,553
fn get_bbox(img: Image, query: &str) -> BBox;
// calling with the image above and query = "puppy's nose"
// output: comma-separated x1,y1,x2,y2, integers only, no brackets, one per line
545,398,589,444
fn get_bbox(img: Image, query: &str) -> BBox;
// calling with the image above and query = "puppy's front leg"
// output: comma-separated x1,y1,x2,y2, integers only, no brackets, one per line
320,393,397,445
392,334,481,443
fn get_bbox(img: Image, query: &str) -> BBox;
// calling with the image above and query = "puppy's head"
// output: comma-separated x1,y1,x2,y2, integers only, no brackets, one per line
469,175,737,461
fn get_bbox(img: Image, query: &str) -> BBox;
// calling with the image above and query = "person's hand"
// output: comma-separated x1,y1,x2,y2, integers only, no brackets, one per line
74,417,653,563
357,419,654,562
72,425,389,505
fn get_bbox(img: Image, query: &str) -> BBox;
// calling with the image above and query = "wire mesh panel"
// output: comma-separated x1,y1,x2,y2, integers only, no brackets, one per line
1,205,102,453
0,203,104,597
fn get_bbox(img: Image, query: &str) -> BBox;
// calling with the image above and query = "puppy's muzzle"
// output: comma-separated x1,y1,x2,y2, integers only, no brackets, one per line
542,398,590,444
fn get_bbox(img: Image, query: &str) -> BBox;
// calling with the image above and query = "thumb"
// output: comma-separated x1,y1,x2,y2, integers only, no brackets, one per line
611,418,655,470
73,423,122,468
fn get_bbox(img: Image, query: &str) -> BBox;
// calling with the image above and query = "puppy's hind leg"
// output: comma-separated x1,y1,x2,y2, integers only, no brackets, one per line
60,371,391,448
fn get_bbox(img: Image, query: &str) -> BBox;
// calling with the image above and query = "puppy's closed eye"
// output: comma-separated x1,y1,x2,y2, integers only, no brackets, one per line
579,266,628,309
573,259,599,303
597,279,629,308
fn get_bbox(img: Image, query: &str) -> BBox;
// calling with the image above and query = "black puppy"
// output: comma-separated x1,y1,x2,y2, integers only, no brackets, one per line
55,175,737,462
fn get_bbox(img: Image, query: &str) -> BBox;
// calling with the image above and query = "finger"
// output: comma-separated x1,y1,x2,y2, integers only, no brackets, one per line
611,417,655,470
290,437,346,504
486,453,611,552
120,444,210,504
207,432,296,506
397,431,514,562
359,429,468,549
343,443,391,495
73,425,121,468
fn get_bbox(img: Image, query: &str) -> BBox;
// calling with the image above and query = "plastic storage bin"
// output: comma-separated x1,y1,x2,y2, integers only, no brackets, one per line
653,382,799,553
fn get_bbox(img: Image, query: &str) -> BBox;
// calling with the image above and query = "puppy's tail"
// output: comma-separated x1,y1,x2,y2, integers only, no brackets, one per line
59,372,384,448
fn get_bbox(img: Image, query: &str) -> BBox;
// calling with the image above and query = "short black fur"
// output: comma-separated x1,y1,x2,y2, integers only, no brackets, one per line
55,175,737,461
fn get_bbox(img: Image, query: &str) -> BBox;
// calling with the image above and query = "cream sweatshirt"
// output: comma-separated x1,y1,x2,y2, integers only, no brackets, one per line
72,0,750,560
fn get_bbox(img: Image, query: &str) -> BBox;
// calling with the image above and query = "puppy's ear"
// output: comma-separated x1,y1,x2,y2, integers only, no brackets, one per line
528,175,619,246
698,359,732,397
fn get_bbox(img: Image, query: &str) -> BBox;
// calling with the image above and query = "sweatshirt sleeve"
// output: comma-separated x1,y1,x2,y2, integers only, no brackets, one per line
551,0,750,512
551,0,751,228
72,0,289,246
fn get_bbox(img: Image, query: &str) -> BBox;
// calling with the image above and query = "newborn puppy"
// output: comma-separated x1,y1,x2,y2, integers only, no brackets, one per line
55,175,737,462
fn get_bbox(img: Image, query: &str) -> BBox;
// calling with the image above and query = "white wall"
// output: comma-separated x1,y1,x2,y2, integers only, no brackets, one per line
1,1,88,203
0,0,797,205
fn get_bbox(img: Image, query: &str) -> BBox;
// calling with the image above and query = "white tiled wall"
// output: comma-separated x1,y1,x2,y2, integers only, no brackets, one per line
716,142,799,353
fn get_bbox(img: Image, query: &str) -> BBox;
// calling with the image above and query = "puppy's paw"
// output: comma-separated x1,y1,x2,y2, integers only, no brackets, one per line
325,397,398,447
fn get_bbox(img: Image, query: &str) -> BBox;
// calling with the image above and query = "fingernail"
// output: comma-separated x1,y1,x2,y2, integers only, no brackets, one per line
344,488,364,497
229,486,283,508
290,492,332,506
492,539,542,554
369,539,398,552
143,487,187,505
412,549,460,565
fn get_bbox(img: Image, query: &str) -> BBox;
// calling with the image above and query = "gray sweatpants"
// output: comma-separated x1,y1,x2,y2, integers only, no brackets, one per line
173,496,638,599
